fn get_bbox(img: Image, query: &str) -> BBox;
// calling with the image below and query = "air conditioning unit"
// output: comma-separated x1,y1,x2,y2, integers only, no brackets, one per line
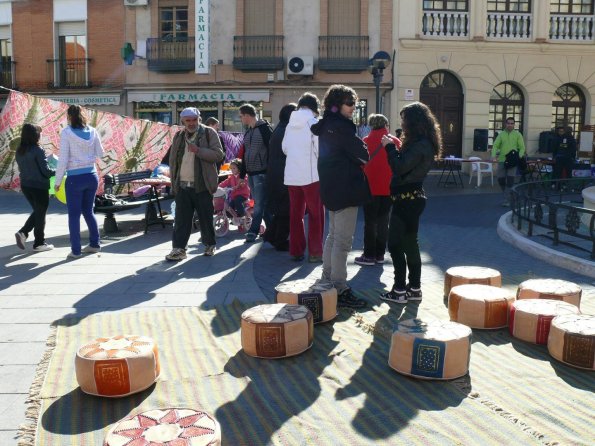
124,0,148,6
287,56,314,76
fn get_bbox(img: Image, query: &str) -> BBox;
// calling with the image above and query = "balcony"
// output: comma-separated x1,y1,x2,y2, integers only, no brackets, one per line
549,14,595,41
233,35,284,71
318,36,369,72
422,11,469,38
46,58,91,89
486,12,532,39
0,60,16,89
147,37,195,72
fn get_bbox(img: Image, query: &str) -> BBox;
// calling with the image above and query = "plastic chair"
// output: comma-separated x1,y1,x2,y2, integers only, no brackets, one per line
468,157,494,187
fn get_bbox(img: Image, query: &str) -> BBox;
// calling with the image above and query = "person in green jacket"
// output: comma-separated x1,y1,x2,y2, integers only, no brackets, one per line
491,117,526,206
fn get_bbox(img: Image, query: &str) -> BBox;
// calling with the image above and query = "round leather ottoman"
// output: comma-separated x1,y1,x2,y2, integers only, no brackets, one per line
509,299,580,344
104,408,221,446
517,278,582,309
547,314,594,371
75,335,160,397
388,318,472,380
448,284,514,329
444,266,501,298
275,279,337,324
241,303,314,358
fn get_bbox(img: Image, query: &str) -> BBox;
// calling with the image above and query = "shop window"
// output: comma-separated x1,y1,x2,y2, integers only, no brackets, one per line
489,82,525,147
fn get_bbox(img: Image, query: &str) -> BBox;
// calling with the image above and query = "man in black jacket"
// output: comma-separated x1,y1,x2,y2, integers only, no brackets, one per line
552,125,577,184
239,104,273,242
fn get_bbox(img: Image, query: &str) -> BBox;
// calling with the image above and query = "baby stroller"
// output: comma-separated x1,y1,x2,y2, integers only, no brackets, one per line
213,187,263,237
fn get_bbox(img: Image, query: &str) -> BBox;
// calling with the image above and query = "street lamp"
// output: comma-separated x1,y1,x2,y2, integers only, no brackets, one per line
368,51,391,114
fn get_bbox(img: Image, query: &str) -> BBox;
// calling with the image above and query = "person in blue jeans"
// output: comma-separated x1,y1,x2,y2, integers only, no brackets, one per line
55,105,104,259
239,103,273,242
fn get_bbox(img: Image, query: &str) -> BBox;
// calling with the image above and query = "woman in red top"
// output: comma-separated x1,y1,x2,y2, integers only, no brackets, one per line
219,159,250,216
355,114,401,266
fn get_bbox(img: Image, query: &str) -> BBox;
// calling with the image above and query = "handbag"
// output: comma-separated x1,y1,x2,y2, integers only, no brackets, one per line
504,150,520,169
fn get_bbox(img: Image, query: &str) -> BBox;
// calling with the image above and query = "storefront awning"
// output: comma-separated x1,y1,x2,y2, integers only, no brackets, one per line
127,90,270,103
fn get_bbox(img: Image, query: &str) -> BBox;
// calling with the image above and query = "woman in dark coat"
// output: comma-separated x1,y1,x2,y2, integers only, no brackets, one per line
263,103,297,251
380,102,442,304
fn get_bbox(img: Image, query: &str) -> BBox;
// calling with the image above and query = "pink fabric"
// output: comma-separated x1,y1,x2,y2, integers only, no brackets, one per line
219,173,250,200
288,183,324,257
0,90,180,193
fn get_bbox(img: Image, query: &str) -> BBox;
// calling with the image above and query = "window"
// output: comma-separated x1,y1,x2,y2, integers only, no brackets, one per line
489,82,525,146
328,0,360,35
487,0,531,12
551,84,585,138
58,35,87,87
423,1,468,11
244,0,275,35
0,38,12,88
160,6,188,40
421,71,460,89
550,0,594,14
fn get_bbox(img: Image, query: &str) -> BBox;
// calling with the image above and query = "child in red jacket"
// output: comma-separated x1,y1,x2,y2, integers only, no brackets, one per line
219,159,251,216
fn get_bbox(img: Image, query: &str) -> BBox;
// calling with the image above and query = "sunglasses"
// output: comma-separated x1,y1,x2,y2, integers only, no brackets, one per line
344,101,356,107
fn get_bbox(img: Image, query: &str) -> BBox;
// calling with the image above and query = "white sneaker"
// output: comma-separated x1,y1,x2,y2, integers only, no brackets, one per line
15,232,27,250
33,243,54,252
67,251,83,259
82,245,101,254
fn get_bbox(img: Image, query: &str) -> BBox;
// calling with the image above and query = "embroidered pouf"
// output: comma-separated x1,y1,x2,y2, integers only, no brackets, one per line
388,319,472,380
448,284,514,329
547,314,595,371
444,266,501,298
103,408,221,446
241,303,314,358
509,299,580,344
517,278,582,309
275,279,337,324
75,335,160,397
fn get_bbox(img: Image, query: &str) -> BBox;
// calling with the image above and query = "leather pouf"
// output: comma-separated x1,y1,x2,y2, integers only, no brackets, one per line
449,284,514,329
241,303,314,358
75,335,160,397
103,408,221,446
275,278,337,324
444,266,501,298
547,314,595,371
388,318,472,380
517,278,582,309
509,299,580,344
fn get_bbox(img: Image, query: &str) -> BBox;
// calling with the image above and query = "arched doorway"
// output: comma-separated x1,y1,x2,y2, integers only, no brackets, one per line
420,70,464,157
489,82,525,147
551,83,585,138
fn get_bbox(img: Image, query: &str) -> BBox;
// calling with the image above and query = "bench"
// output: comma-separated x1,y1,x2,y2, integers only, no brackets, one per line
95,170,172,233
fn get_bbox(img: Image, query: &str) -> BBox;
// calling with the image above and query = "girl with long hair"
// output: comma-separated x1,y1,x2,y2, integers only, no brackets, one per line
380,102,442,303
15,124,55,251
55,105,104,258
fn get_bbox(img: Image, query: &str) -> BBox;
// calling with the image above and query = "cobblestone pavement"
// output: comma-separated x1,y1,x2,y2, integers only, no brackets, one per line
0,175,592,444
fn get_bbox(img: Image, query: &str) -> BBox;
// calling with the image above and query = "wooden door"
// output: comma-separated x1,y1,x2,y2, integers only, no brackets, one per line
420,71,464,158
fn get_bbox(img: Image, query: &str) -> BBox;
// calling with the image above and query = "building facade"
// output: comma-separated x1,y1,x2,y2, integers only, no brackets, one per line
1,0,594,159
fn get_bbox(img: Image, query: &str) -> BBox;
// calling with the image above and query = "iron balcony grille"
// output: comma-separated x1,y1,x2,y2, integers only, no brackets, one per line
146,37,195,72
0,60,16,89
46,58,92,89
233,35,284,71
318,36,369,72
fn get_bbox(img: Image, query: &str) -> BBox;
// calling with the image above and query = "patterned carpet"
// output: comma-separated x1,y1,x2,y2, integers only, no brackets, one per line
18,296,594,445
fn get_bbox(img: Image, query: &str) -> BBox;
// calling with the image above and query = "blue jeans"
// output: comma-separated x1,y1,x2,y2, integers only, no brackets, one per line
248,173,269,235
65,173,100,255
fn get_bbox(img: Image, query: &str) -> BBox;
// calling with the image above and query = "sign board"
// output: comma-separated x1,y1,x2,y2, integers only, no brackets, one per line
404,89,414,101
44,94,121,106
195,0,209,74
128,90,270,103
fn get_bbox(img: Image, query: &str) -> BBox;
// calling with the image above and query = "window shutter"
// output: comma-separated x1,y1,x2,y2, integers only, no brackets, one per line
0,25,10,40
328,0,360,35
244,0,275,35
57,21,85,36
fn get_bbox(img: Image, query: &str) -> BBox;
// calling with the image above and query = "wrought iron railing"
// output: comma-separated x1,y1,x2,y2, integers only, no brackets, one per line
422,11,469,38
233,35,284,71
146,37,195,72
46,58,91,88
318,36,369,72
510,178,595,259
0,60,15,89
549,14,595,41
486,12,532,39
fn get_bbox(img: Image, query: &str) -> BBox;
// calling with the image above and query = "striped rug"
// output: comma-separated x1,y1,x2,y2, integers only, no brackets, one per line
19,297,594,445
